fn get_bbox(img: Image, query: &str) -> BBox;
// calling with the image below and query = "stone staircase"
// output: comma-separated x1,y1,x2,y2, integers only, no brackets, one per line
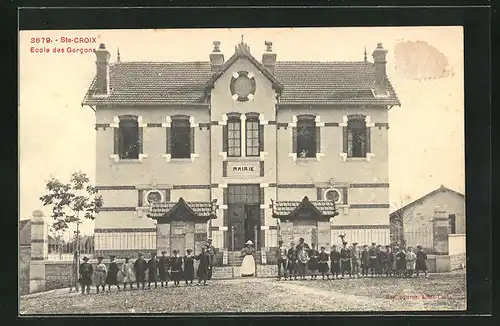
227,251,263,266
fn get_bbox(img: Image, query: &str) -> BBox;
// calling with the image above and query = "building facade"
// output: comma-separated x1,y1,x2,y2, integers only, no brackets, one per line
82,39,400,256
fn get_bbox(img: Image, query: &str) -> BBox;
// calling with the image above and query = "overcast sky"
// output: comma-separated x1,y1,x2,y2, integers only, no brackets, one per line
19,27,464,235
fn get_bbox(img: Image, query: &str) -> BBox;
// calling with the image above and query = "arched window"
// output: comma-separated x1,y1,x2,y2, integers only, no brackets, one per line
116,115,139,159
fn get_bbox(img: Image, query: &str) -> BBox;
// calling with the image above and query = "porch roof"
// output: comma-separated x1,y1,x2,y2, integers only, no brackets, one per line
273,196,338,221
148,198,215,221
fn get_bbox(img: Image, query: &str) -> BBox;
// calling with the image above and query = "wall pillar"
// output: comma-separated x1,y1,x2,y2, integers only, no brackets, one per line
29,210,47,293
433,208,450,254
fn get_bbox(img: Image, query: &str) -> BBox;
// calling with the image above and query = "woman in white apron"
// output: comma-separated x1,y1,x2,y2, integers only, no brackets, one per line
240,240,256,277
121,257,136,290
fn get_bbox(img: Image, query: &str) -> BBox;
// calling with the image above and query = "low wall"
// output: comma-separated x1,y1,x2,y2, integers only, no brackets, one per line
19,245,31,295
450,253,467,270
426,254,451,273
449,234,466,255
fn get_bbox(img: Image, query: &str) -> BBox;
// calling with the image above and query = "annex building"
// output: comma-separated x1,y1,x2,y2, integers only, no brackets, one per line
82,39,400,259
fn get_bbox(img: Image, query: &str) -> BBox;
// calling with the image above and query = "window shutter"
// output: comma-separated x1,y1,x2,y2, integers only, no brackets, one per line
222,124,228,152
138,127,143,154
259,124,264,152
365,127,371,154
138,190,143,207
316,126,321,154
342,188,349,205
166,128,171,154
292,127,297,153
223,187,228,205
317,188,323,200
190,127,195,154
113,128,119,154
343,127,348,153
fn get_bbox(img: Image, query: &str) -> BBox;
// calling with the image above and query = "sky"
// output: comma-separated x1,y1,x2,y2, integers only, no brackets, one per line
19,27,464,235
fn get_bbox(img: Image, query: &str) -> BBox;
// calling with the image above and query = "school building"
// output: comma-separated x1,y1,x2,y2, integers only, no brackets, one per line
81,39,401,258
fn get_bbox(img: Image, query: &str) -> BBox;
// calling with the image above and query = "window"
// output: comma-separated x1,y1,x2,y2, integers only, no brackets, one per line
146,190,163,205
246,117,260,156
226,118,241,157
296,117,317,158
346,118,368,158
171,118,191,159
116,116,140,159
324,189,341,204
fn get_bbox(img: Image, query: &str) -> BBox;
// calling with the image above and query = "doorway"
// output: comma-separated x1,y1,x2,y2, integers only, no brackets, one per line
228,184,261,250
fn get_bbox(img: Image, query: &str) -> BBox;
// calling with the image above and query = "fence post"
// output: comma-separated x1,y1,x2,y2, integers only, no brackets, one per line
254,226,258,276
231,226,235,278
29,210,47,293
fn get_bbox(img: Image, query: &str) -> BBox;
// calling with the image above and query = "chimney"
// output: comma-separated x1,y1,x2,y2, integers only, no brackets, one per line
95,43,111,95
210,41,224,73
372,42,388,94
262,41,277,74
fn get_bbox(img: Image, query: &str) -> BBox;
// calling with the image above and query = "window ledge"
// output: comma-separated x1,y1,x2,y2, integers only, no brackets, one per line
293,153,324,162
110,154,147,163
227,156,261,162
339,153,375,162
162,154,199,163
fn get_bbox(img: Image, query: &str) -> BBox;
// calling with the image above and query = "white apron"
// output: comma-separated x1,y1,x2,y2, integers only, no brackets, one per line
241,255,255,276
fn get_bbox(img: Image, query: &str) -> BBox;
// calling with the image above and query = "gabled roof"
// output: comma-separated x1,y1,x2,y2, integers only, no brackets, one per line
148,197,215,222
273,196,338,221
390,185,465,218
81,44,401,107
204,42,284,93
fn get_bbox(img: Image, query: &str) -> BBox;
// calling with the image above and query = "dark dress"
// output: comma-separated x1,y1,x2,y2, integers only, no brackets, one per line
196,252,210,280
368,247,377,269
330,250,341,273
387,252,396,271
134,258,148,283
396,251,406,271
170,256,183,281
377,250,387,272
340,247,351,273
308,249,319,271
286,248,297,274
361,250,370,269
79,262,93,286
158,256,170,282
106,261,120,285
318,252,329,273
416,251,428,271
183,255,195,281
147,258,159,282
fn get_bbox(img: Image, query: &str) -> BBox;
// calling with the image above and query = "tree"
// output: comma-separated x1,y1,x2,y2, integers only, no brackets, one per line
390,193,414,247
40,171,103,232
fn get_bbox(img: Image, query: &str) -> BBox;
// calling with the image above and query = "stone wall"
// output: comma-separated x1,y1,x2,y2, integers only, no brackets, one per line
45,261,74,291
450,253,466,270
19,245,31,295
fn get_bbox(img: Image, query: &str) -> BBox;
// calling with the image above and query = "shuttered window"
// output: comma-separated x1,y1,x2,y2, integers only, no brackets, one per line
171,118,191,159
114,116,140,159
245,118,260,156
296,117,317,158
346,118,368,158
226,118,241,157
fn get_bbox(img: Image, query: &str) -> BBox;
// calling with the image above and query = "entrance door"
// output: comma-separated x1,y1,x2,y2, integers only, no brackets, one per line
228,184,261,250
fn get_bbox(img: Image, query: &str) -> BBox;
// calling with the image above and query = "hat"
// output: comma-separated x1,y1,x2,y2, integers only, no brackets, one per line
173,249,179,254
342,241,348,245
161,251,167,254
363,244,368,247
320,246,325,249
82,256,89,261
279,240,284,244
417,245,422,249
246,240,253,245
332,244,337,247
352,242,358,245
376,244,382,248
371,242,376,245
186,249,193,253
299,238,304,241
385,245,390,248
97,256,104,260
109,255,116,259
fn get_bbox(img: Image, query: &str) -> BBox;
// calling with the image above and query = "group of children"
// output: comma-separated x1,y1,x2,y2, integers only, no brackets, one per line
78,247,212,294
277,239,429,280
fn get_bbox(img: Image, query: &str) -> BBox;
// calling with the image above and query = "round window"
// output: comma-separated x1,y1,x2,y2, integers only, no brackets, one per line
234,76,253,98
146,190,163,205
230,71,256,102
324,189,342,204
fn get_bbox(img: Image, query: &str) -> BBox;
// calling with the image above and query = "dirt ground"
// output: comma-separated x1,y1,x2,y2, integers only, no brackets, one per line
19,271,466,314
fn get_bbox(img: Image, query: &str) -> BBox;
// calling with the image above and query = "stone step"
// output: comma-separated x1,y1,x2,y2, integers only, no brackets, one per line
212,264,278,279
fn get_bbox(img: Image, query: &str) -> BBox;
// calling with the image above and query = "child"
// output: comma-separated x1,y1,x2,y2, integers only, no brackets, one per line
170,250,183,286
106,255,121,292
121,257,135,290
415,245,428,278
368,242,377,277
361,245,369,277
195,247,210,286
94,256,107,293
350,242,360,278
330,245,341,279
297,245,309,280
134,252,147,289
308,243,319,280
147,252,159,289
158,251,170,287
385,246,394,277
340,242,351,279
395,247,406,277
406,247,417,277
184,249,195,285
375,245,384,277
79,256,93,294
277,240,288,281
286,242,297,280
318,246,329,279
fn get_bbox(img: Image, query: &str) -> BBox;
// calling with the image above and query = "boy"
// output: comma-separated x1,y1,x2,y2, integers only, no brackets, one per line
361,245,369,277
158,251,170,287
318,246,329,279
395,247,406,277
406,247,417,277
121,257,135,290
308,243,319,280
277,240,288,281
170,250,183,286
385,245,394,277
147,252,159,289
297,245,309,280
350,242,360,278
79,256,93,294
94,256,107,293
368,242,377,277
106,255,121,292
330,245,341,279
340,241,351,279
376,245,386,277
184,249,195,285
134,252,147,289
286,242,297,280
195,247,210,286
415,245,428,278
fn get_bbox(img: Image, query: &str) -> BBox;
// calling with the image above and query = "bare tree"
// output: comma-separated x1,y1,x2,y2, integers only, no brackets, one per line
390,193,415,248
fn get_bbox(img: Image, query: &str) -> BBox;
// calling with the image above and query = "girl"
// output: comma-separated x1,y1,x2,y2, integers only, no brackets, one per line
330,245,341,279
105,255,121,292
318,246,330,280
94,256,107,293
395,247,406,277
183,249,195,285
170,250,183,286
121,257,136,290
405,247,417,277
195,247,210,286
147,252,159,289
415,245,429,278
240,240,256,277
158,251,170,287
286,242,297,280
297,245,309,280
308,243,319,280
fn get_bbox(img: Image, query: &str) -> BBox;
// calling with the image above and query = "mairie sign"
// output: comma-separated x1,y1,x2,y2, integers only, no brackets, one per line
227,161,260,178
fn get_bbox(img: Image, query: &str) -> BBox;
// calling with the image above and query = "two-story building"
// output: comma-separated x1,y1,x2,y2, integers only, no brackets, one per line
82,39,400,257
